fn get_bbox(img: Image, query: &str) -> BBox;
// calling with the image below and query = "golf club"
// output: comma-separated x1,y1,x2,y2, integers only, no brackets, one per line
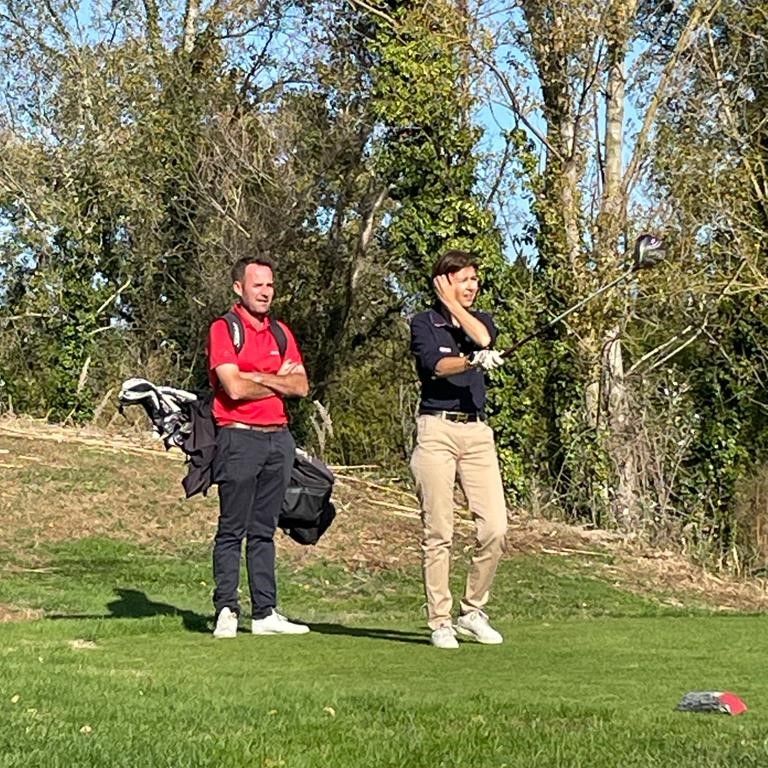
500,234,666,358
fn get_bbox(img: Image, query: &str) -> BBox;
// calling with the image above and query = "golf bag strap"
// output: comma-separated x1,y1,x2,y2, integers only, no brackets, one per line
220,311,287,359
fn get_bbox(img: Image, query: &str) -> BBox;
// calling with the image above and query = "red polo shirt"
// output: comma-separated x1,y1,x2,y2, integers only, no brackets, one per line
207,304,304,426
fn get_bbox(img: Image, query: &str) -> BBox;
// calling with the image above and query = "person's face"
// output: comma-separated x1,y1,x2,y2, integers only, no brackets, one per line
448,266,480,308
234,263,274,316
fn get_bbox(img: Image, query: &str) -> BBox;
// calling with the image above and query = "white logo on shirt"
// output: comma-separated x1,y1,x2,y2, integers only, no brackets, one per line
269,350,281,355
439,346,452,353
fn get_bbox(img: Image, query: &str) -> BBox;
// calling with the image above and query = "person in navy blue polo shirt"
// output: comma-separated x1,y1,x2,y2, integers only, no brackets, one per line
410,249,507,650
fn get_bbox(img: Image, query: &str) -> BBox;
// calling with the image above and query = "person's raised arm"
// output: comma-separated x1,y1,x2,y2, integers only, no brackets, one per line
411,312,473,379
433,274,491,348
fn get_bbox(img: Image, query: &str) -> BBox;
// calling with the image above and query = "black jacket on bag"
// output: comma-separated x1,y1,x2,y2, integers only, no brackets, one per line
180,395,218,499
118,376,336,546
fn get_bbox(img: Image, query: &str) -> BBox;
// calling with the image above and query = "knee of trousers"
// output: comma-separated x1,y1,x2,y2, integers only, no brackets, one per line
421,516,454,549
215,523,246,541
422,534,453,552
477,521,508,551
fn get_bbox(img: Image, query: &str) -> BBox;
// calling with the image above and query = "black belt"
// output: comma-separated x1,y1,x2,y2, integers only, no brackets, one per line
223,422,287,433
420,411,485,423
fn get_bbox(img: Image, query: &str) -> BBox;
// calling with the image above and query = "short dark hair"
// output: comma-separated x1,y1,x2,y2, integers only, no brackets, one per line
431,250,479,279
231,255,276,284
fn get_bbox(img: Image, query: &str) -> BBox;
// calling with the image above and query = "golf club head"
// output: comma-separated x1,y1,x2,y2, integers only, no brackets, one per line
633,233,666,270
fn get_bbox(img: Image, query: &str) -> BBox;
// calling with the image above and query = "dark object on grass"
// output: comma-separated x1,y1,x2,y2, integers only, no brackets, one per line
676,691,748,715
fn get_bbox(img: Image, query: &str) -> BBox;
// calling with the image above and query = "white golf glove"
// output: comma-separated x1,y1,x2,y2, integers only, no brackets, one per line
468,349,505,371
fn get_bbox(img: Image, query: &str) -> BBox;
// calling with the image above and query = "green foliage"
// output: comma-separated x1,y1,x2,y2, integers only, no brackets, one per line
0,37,232,417
4,0,768,576
321,351,418,467
366,1,550,496
476,256,545,505
0,3,400,428
370,2,502,298
668,308,768,564
286,333,419,468
1,249,119,420
643,0,768,560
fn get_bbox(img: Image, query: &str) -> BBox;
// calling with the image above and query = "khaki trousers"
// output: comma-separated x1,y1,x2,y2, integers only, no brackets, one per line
410,414,507,630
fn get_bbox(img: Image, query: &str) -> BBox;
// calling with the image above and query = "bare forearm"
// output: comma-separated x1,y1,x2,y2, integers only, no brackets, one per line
250,371,309,398
434,356,471,378
448,304,491,348
224,375,277,401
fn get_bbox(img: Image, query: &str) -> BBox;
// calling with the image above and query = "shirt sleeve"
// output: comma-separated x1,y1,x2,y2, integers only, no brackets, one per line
410,313,454,375
410,310,499,378
207,318,238,371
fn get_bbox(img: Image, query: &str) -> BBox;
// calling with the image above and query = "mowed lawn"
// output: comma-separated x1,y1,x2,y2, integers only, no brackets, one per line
2,538,768,767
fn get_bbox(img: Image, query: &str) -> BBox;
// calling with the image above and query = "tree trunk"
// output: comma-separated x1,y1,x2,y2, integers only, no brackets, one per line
181,0,199,53
596,0,639,530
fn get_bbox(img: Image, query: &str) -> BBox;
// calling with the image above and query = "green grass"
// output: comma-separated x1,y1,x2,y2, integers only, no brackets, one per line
1,538,767,767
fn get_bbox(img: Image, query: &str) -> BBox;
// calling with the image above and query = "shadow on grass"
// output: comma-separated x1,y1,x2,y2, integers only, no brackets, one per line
107,588,210,632
308,623,428,645
47,591,428,643
47,588,210,633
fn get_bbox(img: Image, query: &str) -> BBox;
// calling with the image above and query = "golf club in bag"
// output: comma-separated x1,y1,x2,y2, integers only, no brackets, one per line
500,234,666,358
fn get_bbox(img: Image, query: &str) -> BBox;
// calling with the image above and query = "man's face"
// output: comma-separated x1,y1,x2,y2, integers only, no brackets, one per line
234,263,275,316
449,266,480,308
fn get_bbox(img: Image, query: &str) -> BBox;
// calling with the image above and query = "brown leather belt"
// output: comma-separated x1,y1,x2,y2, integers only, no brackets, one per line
419,411,485,423
223,422,287,433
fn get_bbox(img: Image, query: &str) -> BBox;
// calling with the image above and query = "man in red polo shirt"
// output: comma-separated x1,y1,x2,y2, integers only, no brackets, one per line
208,255,310,639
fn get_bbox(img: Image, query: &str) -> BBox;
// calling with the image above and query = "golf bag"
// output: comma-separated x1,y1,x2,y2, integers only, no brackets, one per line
281,450,336,545
118,314,336,545
117,378,198,451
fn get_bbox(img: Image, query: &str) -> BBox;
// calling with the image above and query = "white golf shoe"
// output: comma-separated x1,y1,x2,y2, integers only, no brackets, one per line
251,609,310,635
456,610,503,645
430,625,459,649
213,607,239,639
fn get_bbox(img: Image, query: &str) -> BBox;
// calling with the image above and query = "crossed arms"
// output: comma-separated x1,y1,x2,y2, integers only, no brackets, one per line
214,359,309,401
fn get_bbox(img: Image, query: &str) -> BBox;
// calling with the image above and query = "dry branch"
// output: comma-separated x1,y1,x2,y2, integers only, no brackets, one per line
334,473,416,501
0,422,183,460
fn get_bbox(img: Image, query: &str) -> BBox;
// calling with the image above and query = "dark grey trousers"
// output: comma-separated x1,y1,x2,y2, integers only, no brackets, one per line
211,427,295,619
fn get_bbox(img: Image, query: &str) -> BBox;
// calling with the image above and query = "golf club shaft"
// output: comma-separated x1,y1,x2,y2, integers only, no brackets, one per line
500,267,634,358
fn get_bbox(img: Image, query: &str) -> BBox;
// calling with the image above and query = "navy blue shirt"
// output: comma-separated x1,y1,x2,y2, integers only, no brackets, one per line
410,305,498,414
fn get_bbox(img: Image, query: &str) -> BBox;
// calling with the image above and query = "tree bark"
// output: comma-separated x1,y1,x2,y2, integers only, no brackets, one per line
182,0,200,53
597,0,638,530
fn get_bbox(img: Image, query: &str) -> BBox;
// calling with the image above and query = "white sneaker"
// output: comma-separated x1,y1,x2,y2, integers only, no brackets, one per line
213,607,239,639
430,625,459,650
251,609,310,635
456,610,503,645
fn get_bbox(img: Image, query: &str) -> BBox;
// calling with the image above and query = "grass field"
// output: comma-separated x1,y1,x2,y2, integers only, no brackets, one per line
2,538,768,768
2,421,768,767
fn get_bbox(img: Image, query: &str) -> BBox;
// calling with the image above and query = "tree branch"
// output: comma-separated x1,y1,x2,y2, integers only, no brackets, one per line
623,0,719,198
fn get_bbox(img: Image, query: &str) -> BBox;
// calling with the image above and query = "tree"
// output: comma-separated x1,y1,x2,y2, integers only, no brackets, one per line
468,0,731,530
646,0,768,563
0,0,400,434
